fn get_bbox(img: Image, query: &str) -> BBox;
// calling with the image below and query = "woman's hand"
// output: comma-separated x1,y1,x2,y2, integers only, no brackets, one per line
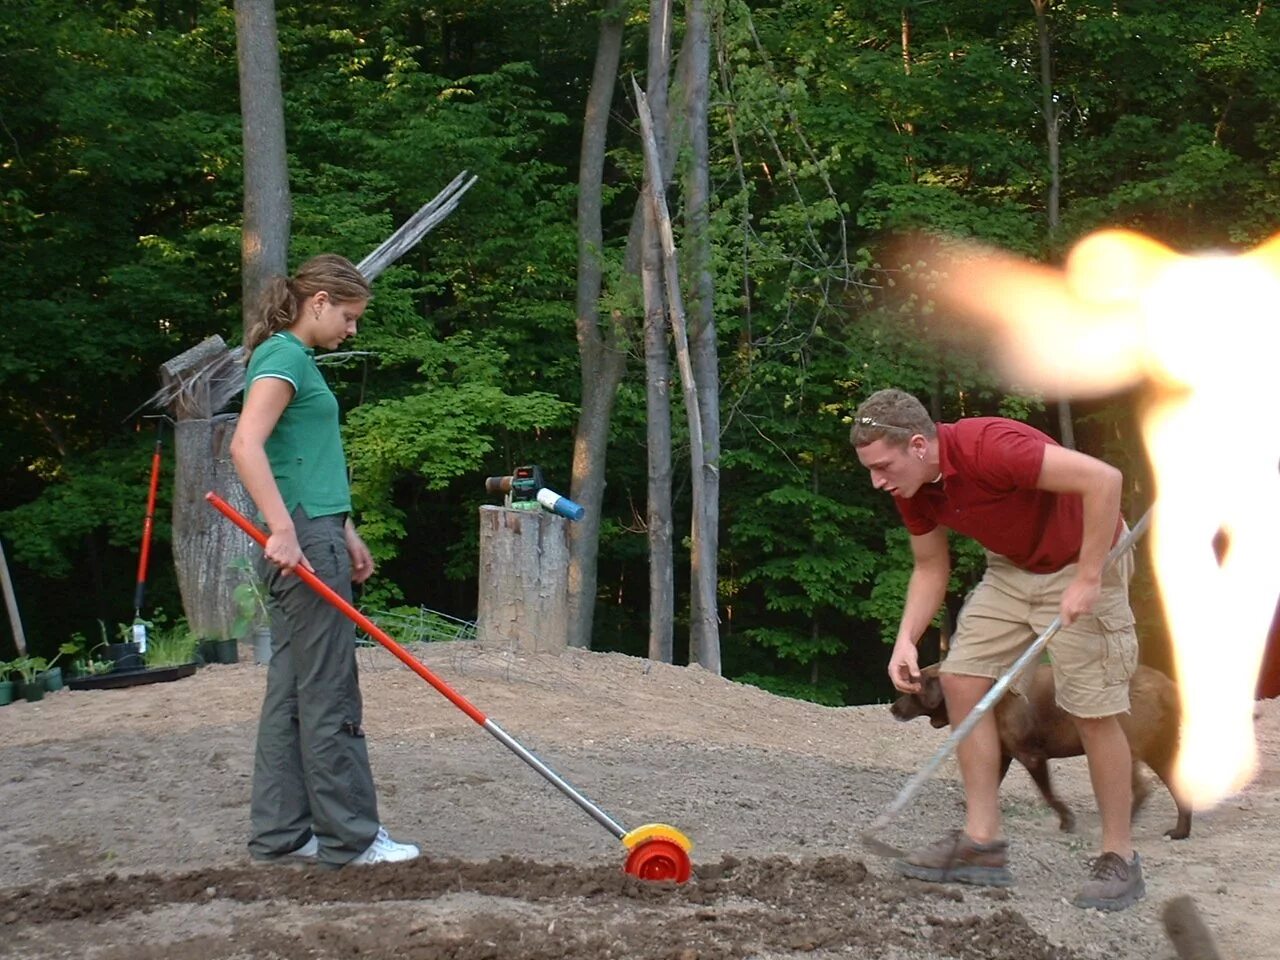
345,521,376,584
264,527,309,576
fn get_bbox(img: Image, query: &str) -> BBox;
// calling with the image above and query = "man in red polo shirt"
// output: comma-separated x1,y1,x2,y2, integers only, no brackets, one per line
851,388,1144,911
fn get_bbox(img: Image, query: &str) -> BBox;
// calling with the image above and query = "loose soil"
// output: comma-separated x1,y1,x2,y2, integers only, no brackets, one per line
1,644,1276,959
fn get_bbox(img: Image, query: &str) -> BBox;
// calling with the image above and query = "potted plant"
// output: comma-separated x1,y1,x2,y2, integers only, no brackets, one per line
102,619,143,673
0,660,15,706
40,644,73,692
11,656,50,703
60,632,112,679
142,620,199,669
230,557,272,664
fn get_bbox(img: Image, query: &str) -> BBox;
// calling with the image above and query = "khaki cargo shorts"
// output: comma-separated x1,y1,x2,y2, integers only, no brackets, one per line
939,545,1138,718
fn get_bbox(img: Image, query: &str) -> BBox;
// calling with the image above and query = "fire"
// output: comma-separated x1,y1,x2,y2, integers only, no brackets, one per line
917,229,1280,809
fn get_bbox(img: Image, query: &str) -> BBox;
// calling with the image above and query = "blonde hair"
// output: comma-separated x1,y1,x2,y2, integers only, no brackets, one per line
849,389,936,449
244,254,371,357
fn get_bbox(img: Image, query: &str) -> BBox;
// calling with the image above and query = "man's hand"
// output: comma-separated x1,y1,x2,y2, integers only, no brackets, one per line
345,523,376,585
888,639,922,693
1060,574,1101,626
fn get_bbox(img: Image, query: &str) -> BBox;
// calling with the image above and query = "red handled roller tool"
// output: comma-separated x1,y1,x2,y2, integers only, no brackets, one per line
206,491,692,882
131,421,166,650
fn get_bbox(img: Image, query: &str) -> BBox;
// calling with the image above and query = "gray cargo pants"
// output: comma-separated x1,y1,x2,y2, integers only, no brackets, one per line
248,510,380,866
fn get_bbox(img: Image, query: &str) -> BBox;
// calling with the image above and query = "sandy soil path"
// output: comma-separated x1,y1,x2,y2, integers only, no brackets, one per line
2,645,1275,959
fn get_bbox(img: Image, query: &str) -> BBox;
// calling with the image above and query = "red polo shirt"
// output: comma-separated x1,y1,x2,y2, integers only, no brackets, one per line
894,418,1120,573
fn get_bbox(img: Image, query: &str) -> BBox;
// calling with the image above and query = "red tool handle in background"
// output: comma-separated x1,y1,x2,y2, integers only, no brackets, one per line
133,423,164,613
205,491,487,726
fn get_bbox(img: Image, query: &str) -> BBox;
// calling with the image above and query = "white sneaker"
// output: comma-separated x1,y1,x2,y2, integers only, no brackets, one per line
251,833,318,866
350,826,420,866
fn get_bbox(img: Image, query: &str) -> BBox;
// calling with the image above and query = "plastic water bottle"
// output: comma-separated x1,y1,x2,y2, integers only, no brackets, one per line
536,487,585,522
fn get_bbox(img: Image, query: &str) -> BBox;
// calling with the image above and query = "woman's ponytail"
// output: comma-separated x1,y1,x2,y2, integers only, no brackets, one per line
244,275,296,360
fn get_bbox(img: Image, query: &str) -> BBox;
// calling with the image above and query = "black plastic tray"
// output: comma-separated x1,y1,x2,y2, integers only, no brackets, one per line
65,662,198,691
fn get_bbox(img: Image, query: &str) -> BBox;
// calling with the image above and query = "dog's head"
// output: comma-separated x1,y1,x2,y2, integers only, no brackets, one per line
888,664,949,728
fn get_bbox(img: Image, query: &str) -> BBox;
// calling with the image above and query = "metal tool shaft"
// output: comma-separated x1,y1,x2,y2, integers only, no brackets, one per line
206,491,630,843
483,719,627,839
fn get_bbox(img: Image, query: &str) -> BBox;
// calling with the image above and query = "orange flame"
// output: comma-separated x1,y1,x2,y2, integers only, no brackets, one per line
918,229,1280,808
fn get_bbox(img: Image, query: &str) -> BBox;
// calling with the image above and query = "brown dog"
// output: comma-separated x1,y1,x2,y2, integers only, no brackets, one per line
890,662,1192,839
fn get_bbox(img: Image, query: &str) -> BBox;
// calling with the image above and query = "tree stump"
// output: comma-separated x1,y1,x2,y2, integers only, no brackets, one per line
172,415,255,640
475,506,570,653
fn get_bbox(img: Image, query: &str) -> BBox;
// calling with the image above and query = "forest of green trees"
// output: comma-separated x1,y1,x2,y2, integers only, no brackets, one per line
3,0,1277,705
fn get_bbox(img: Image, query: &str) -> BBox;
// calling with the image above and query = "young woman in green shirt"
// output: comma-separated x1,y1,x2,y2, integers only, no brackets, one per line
231,253,419,868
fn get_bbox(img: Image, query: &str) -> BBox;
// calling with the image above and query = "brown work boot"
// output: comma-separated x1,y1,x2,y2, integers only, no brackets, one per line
1073,851,1146,911
894,830,1014,887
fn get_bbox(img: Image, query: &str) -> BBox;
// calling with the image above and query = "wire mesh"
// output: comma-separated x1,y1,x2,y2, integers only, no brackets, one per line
351,605,621,703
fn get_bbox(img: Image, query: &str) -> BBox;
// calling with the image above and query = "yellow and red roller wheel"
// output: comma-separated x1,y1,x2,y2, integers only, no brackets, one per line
622,824,693,883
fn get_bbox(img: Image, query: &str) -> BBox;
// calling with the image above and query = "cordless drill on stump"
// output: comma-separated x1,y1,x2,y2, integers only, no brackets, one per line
485,465,584,522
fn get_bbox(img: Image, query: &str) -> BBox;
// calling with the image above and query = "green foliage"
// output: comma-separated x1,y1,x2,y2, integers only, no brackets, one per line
853,527,987,644
229,558,271,642
734,671,846,707
1,434,170,578
1,0,1265,704
343,331,572,559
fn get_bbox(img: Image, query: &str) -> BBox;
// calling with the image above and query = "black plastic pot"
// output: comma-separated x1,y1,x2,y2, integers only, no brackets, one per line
196,638,239,665
19,680,45,703
104,641,143,673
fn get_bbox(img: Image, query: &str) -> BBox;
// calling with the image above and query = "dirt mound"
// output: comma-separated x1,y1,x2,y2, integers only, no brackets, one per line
0,643,1276,959
1,853,1072,960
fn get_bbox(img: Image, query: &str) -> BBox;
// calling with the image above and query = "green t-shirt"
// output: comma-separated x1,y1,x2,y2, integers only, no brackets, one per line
246,331,352,518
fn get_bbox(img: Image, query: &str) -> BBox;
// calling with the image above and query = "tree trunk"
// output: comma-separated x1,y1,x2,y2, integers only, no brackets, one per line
900,6,916,179
567,2,693,652
172,417,256,640
173,0,290,644
644,224,675,661
235,0,290,334
682,0,720,674
930,380,952,655
635,80,716,675
643,0,676,662
567,0,628,650
1031,0,1076,448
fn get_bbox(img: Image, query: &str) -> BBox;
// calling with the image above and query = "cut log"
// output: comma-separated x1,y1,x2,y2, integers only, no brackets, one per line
158,336,244,421
475,506,570,653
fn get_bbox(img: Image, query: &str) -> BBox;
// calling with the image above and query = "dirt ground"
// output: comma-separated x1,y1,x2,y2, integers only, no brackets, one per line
1,643,1276,960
